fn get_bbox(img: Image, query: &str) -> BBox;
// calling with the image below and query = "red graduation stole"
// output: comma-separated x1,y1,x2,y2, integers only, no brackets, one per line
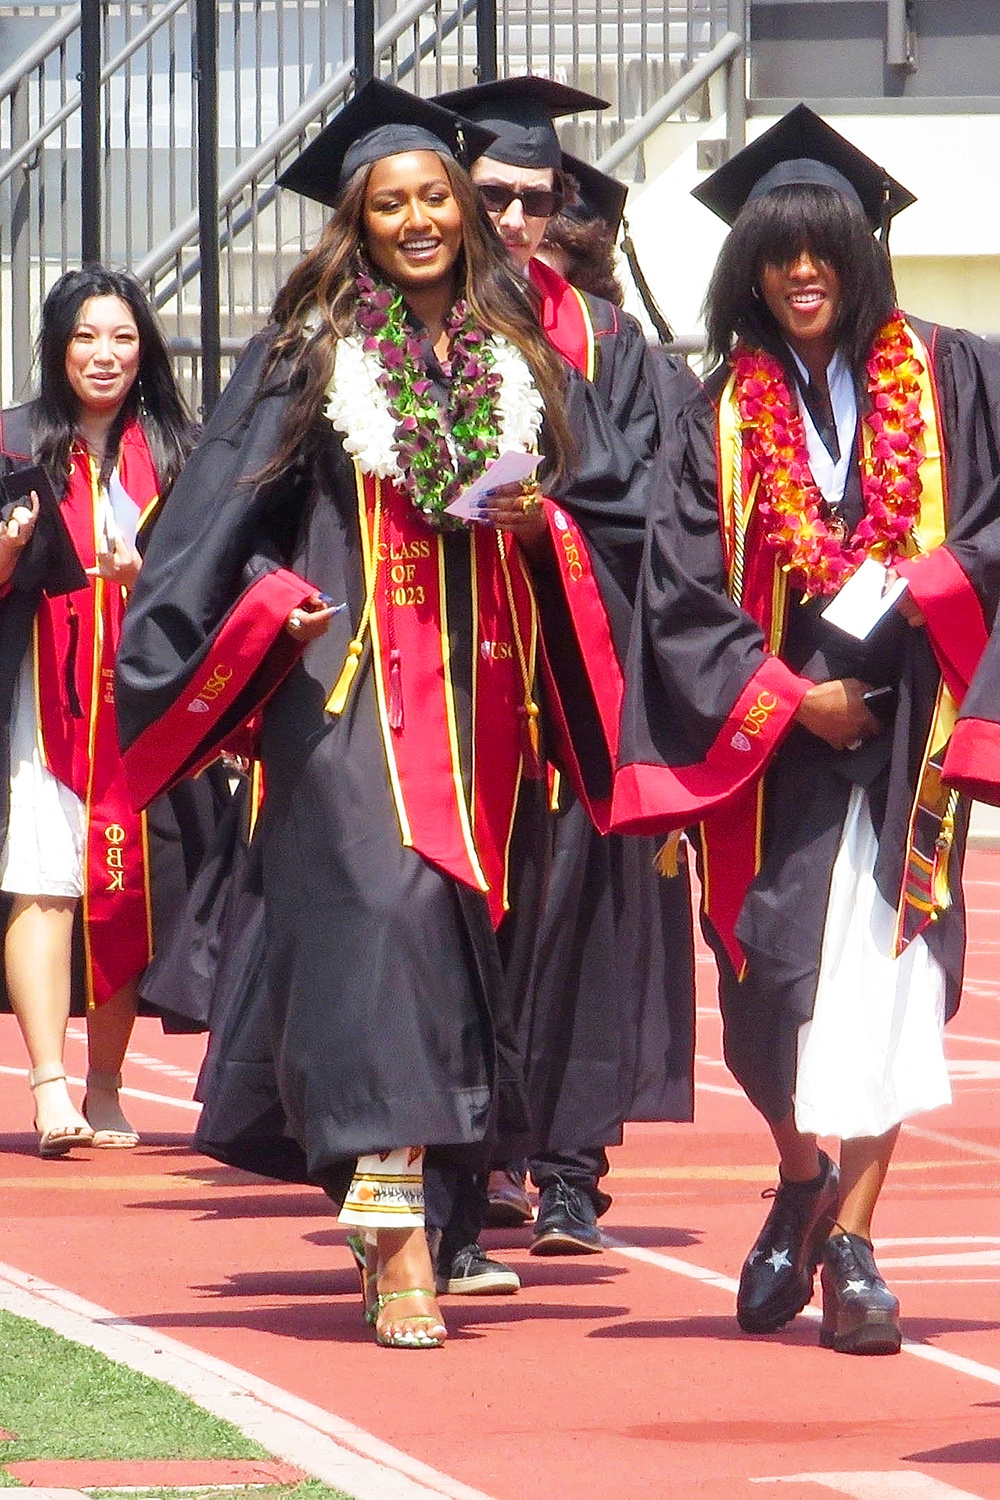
34,423,160,1007
528,258,597,380
328,469,540,927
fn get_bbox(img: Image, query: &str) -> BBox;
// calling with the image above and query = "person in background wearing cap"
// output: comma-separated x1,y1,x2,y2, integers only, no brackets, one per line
115,80,647,1350
433,76,697,1266
612,105,1000,1354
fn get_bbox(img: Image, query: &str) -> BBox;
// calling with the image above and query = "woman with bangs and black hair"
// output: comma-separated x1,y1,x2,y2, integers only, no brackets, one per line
612,108,1000,1355
0,265,202,1161
115,82,646,1350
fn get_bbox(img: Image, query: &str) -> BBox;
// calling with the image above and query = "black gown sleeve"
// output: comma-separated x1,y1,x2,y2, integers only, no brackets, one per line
115,332,317,806
612,376,811,834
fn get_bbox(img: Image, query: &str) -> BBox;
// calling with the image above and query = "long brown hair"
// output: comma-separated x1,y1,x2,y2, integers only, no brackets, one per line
263,151,572,482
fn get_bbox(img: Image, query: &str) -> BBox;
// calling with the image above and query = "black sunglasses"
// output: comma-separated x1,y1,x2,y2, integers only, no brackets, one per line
476,182,562,219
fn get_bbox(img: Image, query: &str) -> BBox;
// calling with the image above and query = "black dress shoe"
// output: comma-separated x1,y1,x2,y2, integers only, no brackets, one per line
820,1230,901,1355
736,1150,839,1333
484,1165,534,1228
530,1179,602,1255
436,1241,520,1295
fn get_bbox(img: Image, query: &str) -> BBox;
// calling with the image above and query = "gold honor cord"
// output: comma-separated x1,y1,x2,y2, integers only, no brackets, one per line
435,535,490,894
495,530,540,763
326,466,383,716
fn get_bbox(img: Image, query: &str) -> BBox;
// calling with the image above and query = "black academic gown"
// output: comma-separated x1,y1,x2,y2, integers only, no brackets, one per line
613,318,1000,1123
523,336,698,1167
115,327,647,1199
943,612,1000,803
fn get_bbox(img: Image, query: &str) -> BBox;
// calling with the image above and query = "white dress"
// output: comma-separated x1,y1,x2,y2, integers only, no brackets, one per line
794,786,951,1137
0,633,86,900
787,348,951,1139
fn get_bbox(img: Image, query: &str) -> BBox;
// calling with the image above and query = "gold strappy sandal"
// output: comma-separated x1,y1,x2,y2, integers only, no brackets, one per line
373,1287,446,1349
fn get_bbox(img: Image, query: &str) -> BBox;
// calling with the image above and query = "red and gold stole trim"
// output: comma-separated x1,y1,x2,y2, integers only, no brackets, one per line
709,321,951,968
331,467,537,927
528,257,597,379
33,425,160,1007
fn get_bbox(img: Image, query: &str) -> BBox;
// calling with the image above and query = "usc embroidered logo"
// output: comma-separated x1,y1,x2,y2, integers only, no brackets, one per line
560,530,584,582
479,640,513,661
105,824,126,892
187,662,233,713
731,690,778,747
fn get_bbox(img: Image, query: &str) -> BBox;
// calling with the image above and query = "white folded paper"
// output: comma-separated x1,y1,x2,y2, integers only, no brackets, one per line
820,556,908,640
104,471,143,551
444,449,541,522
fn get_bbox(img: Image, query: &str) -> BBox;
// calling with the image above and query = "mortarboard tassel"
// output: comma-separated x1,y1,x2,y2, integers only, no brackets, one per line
653,830,683,878
387,647,404,730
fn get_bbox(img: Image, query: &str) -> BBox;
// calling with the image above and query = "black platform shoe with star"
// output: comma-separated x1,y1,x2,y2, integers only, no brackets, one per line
819,1229,902,1355
736,1150,839,1333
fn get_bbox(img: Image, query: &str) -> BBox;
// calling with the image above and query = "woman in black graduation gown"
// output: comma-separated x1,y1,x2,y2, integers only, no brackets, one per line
0,267,205,1157
116,82,640,1349
612,107,1000,1354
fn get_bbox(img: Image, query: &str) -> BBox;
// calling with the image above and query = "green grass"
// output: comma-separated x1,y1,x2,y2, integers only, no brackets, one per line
0,1313,352,1497
88,1488,353,1500
0,1312,267,1462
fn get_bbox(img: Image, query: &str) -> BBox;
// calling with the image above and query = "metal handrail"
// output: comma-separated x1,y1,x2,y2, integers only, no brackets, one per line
596,28,743,174
151,0,479,310
134,0,445,284
0,5,80,105
0,0,191,191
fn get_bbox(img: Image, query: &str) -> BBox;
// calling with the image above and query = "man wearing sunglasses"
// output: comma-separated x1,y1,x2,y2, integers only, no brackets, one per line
429,74,697,1286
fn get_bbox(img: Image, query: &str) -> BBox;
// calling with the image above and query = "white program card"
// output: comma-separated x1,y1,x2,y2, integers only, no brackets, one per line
106,471,142,550
444,450,541,522
820,556,908,640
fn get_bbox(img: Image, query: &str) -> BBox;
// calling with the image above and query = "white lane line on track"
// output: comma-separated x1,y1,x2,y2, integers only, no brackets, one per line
0,1264,497,1500
0,1065,201,1114
65,1028,201,1085
601,1236,1000,1393
752,1474,985,1498
902,1122,1000,1161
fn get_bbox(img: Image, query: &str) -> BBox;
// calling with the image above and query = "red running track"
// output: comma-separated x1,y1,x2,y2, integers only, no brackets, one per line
1,850,999,1500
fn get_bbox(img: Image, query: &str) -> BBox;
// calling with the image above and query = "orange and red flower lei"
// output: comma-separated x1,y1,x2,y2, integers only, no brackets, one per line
734,313,926,597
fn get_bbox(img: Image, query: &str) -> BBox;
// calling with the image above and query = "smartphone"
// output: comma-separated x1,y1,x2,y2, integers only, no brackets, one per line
862,684,896,726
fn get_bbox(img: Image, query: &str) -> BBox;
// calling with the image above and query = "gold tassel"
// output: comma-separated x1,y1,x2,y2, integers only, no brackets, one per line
526,698,540,758
326,639,364,715
931,790,959,914
653,829,683,878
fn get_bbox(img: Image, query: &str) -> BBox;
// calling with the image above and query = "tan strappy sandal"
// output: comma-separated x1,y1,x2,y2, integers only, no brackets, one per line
28,1064,95,1157
82,1069,140,1148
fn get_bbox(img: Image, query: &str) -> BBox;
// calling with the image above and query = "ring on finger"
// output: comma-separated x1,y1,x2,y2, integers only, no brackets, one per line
518,480,542,515
846,737,863,752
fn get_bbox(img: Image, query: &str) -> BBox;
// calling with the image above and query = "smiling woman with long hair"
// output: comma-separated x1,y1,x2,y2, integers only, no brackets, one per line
613,106,1000,1356
0,266,195,1158
115,82,643,1351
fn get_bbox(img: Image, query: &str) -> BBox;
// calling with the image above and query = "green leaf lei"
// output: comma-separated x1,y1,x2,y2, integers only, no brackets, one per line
355,270,503,525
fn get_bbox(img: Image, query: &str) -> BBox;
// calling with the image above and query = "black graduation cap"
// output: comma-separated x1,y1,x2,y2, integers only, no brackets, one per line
432,76,607,171
692,104,916,233
277,78,498,209
560,152,628,234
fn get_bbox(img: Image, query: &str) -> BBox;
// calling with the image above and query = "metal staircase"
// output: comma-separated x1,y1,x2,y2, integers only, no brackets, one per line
0,0,741,410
